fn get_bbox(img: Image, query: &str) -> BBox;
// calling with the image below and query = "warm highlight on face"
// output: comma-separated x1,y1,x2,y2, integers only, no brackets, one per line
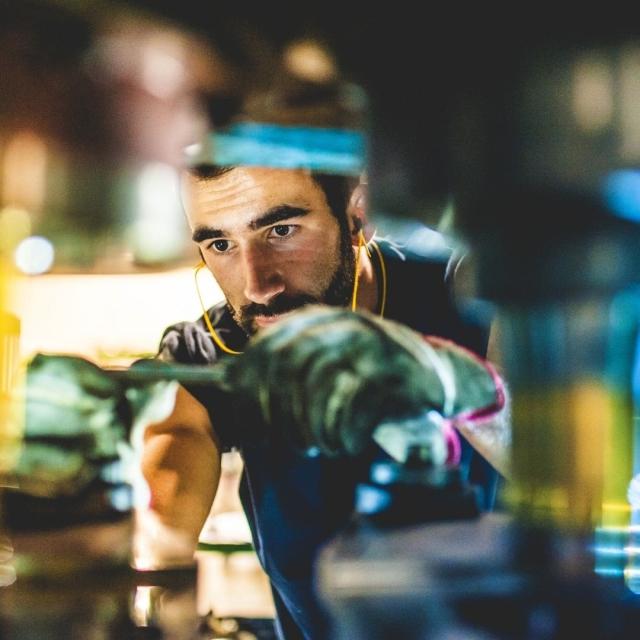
186,167,355,335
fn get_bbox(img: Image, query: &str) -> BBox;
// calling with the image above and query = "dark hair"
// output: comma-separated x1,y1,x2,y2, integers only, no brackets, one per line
189,164,356,231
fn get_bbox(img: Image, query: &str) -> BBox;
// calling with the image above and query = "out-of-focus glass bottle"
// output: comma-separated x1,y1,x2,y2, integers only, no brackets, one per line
499,296,634,535
497,291,640,597
0,1,232,274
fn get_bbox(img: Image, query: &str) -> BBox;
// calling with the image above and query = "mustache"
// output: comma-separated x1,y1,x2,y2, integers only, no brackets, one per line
241,294,319,319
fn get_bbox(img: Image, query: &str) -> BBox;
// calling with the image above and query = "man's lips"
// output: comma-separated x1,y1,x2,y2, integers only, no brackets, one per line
253,313,290,328
253,313,285,327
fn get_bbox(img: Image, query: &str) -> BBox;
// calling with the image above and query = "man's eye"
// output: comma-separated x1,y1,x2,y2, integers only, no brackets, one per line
211,239,229,252
272,225,292,237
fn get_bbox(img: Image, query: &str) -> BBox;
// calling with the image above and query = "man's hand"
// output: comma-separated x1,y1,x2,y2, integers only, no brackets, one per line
226,305,506,465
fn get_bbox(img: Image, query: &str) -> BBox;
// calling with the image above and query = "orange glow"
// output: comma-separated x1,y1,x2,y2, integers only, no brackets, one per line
2,132,47,213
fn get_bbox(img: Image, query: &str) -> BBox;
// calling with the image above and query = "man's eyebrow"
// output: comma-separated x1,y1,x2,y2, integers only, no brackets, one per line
192,205,310,244
192,226,224,243
249,205,310,230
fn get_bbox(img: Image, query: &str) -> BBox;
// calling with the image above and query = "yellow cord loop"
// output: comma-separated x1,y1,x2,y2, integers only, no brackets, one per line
195,239,387,356
194,262,242,355
350,231,365,312
369,239,387,318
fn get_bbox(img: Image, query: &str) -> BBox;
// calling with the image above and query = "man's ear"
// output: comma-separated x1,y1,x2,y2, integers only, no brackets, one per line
348,181,368,245
348,182,367,219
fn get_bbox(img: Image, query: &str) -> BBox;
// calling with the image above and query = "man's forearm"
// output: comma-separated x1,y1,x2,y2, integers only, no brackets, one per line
453,391,512,479
457,318,512,478
142,429,220,541
141,385,222,543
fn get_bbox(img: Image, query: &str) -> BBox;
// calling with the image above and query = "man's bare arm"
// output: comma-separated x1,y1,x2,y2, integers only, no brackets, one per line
453,402,511,479
141,384,221,544
454,319,512,479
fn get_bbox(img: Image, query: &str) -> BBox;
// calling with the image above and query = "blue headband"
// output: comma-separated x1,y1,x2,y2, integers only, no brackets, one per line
187,122,366,176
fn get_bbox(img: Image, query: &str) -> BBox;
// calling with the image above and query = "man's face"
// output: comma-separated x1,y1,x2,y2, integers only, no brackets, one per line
187,167,356,335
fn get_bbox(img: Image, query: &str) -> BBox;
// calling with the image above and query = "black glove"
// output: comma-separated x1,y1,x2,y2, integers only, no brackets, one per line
158,321,219,365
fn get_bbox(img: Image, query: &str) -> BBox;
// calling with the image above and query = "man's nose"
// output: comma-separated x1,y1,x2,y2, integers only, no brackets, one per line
242,245,285,304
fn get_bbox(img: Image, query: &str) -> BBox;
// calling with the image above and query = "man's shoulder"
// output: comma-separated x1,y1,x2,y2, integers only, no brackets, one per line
379,233,454,268
378,236,455,300
379,237,492,355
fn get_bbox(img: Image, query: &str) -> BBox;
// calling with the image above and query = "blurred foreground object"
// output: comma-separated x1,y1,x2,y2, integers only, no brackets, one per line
0,0,235,272
313,23,640,640
0,293,20,593
4,354,136,576
0,310,21,481
438,38,640,591
329,17,640,601
3,352,202,568
0,170,24,591
1,352,204,638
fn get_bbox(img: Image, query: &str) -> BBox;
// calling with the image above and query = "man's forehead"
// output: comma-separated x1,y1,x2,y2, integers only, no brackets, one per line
190,166,317,194
185,166,325,223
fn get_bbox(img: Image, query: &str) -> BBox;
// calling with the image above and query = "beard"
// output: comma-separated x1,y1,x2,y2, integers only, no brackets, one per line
229,233,356,336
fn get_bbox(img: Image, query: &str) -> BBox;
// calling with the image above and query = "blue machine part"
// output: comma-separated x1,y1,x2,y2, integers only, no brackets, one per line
603,169,640,223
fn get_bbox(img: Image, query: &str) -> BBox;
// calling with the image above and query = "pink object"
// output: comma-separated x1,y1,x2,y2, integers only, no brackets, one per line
442,419,462,466
420,334,507,467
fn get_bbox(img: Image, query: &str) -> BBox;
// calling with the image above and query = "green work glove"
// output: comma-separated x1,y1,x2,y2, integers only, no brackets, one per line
8,355,176,504
225,305,504,462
